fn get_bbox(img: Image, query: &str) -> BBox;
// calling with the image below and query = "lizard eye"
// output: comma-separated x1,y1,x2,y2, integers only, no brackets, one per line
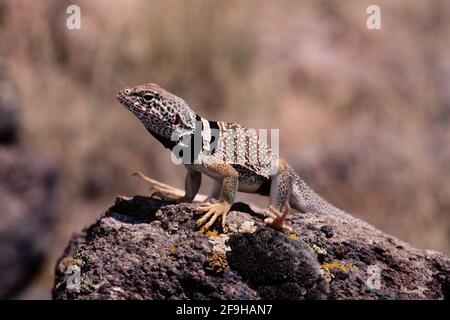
143,93,154,102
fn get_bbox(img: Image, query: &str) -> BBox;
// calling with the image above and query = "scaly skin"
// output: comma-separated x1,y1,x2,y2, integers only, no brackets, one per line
117,83,362,232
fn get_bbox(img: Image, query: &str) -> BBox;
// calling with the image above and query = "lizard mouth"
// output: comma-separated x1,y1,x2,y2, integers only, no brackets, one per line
117,92,128,106
117,93,136,113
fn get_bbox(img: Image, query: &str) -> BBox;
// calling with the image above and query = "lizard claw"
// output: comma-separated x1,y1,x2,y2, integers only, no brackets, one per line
196,202,231,231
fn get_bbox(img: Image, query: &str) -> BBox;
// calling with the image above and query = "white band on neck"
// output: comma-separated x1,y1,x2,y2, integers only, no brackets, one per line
201,117,211,152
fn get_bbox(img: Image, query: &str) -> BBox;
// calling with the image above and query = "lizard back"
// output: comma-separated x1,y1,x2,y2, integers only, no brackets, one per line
205,121,279,183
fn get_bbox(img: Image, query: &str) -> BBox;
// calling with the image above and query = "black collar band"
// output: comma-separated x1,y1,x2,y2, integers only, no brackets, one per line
148,114,219,164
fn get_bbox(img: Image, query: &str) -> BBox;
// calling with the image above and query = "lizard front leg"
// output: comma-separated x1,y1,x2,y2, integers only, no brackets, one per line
178,169,202,203
196,164,238,231
203,180,222,203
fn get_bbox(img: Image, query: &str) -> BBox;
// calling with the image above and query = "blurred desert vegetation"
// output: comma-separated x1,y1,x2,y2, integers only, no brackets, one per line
0,0,449,298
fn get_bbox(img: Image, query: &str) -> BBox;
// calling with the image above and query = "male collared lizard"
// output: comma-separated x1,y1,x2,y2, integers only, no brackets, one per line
117,83,352,232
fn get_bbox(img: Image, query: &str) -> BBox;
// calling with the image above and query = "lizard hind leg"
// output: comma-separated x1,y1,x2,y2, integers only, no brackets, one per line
132,171,186,202
264,158,293,232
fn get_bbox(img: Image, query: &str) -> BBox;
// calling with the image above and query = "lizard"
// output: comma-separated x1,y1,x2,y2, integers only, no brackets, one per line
117,83,356,232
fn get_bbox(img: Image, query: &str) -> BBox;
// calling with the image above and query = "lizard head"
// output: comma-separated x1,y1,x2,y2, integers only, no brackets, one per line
117,83,197,142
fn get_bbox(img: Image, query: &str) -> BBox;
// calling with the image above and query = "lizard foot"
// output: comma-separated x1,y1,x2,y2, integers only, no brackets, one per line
264,203,293,232
132,171,186,203
196,202,231,231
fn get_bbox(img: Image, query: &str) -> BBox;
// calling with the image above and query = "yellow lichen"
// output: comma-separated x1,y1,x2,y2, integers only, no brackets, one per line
171,240,179,253
321,263,354,272
206,230,219,238
168,240,180,260
198,226,207,234
289,233,299,240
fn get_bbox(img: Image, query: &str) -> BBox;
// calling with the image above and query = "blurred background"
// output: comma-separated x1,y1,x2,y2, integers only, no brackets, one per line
0,0,449,299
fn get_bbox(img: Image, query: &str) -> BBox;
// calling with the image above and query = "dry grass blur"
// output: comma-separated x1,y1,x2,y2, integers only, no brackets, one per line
0,0,449,298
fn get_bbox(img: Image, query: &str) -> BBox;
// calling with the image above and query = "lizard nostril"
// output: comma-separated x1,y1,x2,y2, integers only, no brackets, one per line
124,88,131,95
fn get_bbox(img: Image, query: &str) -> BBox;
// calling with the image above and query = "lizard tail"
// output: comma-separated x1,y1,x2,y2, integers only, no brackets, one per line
287,165,378,231
287,165,345,217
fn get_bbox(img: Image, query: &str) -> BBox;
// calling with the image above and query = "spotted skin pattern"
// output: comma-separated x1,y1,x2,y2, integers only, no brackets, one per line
117,83,359,232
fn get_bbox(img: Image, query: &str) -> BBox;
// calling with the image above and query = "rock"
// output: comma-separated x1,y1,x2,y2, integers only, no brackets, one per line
227,228,328,299
53,195,450,300
320,225,334,238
